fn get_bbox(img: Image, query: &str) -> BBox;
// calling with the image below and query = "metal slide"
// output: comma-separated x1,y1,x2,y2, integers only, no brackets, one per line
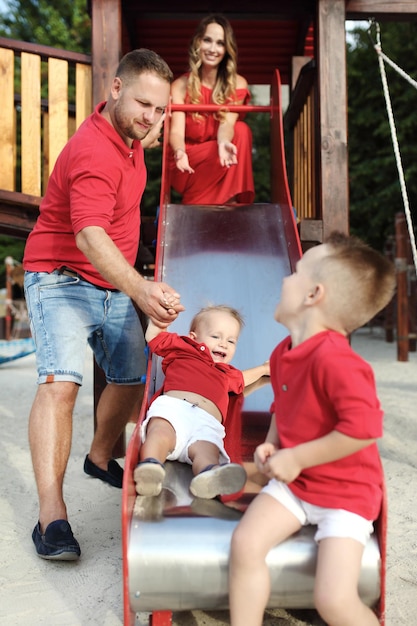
121,71,386,626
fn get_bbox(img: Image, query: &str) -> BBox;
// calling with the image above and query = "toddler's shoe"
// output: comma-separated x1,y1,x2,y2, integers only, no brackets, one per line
134,457,166,496
189,463,247,499
32,519,81,560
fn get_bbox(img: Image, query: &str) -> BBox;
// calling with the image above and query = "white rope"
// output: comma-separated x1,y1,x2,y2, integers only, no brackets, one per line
372,22,417,275
375,47,417,91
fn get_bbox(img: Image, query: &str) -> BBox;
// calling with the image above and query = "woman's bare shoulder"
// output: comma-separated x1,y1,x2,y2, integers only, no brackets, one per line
236,74,249,90
171,74,188,101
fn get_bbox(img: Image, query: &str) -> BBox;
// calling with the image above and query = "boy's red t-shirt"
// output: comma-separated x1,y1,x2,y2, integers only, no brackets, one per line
269,330,384,520
148,332,244,423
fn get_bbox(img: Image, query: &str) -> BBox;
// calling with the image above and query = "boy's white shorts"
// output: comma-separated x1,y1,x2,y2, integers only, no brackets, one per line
262,478,374,545
141,395,230,465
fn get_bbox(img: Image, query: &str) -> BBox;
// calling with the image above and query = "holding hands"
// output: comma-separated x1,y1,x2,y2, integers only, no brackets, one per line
135,280,185,329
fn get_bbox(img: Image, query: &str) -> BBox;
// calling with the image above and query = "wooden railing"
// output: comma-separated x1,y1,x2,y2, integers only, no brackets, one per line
0,37,92,198
285,60,320,241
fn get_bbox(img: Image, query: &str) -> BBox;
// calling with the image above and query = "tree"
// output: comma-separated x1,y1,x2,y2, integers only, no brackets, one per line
0,0,92,287
347,22,417,251
0,0,91,53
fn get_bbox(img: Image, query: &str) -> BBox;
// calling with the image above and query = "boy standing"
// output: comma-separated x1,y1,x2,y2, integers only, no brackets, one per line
229,233,396,626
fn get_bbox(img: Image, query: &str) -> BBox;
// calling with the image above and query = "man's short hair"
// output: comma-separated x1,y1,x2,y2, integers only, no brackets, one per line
116,48,173,84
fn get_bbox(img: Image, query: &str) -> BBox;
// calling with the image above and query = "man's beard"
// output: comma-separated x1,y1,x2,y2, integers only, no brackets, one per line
113,103,150,142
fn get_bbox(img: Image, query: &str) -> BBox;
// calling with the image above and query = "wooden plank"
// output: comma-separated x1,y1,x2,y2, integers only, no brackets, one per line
302,103,308,217
317,0,349,238
306,98,312,218
0,36,90,64
395,213,409,361
48,58,68,175
76,62,92,129
0,189,40,238
0,48,15,191
300,218,323,243
91,0,121,105
21,52,41,196
293,123,298,212
346,0,417,19
43,112,49,193
90,0,122,457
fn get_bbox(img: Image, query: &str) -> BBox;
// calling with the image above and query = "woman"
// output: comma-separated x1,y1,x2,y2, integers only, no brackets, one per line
169,14,255,205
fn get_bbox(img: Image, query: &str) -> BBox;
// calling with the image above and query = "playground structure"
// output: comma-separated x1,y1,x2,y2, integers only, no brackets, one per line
1,1,417,623
121,69,386,626
1,2,417,347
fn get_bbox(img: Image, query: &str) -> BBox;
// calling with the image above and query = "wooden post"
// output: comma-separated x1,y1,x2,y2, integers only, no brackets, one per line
91,0,121,106
317,0,349,238
395,213,409,362
406,229,416,352
90,0,124,455
383,236,395,342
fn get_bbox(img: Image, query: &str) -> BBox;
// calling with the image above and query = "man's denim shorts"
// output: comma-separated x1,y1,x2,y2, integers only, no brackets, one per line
24,271,146,385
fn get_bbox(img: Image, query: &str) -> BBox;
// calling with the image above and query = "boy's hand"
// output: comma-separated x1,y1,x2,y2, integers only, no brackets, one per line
254,442,277,472
263,448,303,484
161,290,181,313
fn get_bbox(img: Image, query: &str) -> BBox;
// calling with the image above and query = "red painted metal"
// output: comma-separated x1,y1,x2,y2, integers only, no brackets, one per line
149,611,173,626
376,481,388,626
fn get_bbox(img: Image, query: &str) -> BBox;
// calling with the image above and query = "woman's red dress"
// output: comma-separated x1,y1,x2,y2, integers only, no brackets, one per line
169,84,255,205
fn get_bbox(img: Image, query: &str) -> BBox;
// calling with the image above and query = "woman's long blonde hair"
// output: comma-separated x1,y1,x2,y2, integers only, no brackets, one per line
187,14,239,119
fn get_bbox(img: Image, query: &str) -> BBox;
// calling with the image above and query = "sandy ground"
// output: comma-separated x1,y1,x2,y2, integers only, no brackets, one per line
0,326,416,626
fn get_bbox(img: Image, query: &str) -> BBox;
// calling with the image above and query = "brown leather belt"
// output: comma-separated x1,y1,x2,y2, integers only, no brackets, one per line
57,267,119,292
58,267,79,279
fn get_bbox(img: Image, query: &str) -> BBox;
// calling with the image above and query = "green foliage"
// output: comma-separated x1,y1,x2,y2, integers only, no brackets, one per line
0,0,92,278
347,23,417,250
247,112,272,202
143,145,164,216
0,0,91,53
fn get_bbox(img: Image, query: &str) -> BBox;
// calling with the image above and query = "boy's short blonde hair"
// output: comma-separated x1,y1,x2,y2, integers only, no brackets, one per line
316,232,396,333
189,305,245,333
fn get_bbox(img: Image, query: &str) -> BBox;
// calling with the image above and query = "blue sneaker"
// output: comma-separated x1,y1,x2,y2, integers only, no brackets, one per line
32,520,81,560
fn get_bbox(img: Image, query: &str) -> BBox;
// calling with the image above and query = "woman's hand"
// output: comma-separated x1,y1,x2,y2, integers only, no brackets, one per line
175,149,195,174
218,141,238,168
141,114,165,149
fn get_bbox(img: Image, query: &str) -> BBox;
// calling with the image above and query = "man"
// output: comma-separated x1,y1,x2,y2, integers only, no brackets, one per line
23,49,184,560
